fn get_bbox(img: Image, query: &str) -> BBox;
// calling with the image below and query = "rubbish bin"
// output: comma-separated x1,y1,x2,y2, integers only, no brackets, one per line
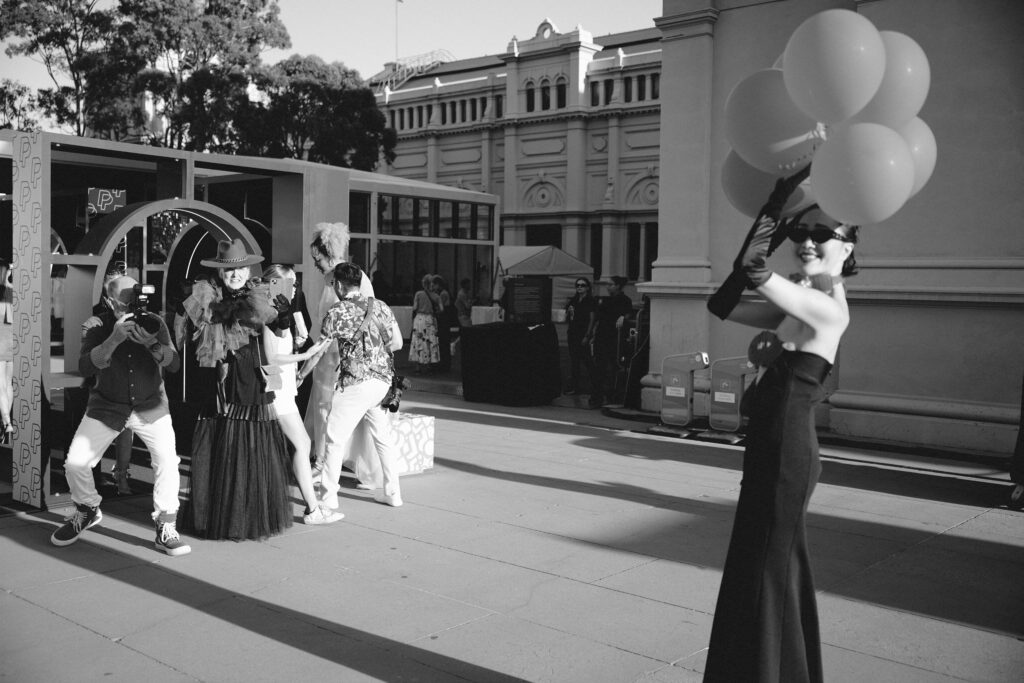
461,322,561,406
709,356,757,432
661,352,709,427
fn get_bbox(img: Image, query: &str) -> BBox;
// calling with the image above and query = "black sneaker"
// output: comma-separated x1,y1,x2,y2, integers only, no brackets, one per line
155,520,192,556
51,503,102,546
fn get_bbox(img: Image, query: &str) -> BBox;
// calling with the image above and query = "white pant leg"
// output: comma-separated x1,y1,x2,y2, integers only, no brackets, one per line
322,378,388,499
65,415,121,509
359,379,400,497
126,410,180,517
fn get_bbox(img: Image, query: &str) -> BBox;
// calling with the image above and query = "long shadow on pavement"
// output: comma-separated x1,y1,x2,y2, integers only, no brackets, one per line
2,511,528,683
431,454,1024,637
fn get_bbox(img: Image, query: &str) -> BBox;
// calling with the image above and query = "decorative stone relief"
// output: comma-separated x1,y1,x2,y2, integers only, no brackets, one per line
626,177,660,206
523,179,565,209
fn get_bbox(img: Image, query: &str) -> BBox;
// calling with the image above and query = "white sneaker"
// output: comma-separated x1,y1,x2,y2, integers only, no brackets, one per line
373,491,403,508
303,505,345,525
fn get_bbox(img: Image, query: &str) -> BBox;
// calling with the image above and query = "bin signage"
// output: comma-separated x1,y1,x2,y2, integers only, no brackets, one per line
660,352,709,427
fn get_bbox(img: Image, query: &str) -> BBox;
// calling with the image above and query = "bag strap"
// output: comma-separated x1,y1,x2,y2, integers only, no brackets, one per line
341,297,374,348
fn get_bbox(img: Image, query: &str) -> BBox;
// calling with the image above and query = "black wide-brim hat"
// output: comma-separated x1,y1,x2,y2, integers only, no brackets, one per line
200,238,264,268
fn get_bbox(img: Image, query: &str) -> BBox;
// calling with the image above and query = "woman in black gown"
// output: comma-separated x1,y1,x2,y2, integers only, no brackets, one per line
181,239,293,541
704,166,859,683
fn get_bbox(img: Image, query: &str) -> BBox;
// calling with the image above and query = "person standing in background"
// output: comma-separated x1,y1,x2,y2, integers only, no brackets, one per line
305,223,374,473
588,276,632,409
564,278,597,396
455,278,474,329
433,275,454,372
408,274,441,374
0,258,14,443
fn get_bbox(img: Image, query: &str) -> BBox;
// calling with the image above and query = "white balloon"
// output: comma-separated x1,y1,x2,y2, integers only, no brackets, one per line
851,31,931,127
811,122,915,225
724,69,822,174
721,150,816,218
898,117,937,197
783,9,886,124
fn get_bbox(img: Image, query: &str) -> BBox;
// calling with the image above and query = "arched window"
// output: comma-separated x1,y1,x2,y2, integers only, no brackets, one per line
525,81,536,112
540,79,551,111
556,77,567,108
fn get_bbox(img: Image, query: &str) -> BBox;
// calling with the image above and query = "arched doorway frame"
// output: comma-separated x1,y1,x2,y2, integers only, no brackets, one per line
60,198,261,369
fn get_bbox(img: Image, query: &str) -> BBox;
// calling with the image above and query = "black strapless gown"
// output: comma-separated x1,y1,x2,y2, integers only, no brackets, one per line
704,350,831,683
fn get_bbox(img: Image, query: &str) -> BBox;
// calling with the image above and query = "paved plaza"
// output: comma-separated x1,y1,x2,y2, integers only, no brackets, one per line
1,391,1022,682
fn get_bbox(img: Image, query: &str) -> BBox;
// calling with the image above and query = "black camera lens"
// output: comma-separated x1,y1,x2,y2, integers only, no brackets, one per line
137,313,161,334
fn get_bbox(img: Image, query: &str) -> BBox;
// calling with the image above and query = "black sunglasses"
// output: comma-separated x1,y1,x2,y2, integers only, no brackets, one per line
575,282,590,288
788,227,852,244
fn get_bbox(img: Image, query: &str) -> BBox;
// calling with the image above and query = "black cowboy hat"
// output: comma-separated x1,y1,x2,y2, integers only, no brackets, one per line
200,238,264,268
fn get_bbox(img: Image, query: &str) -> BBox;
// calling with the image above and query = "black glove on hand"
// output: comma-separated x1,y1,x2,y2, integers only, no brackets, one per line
762,164,811,221
707,164,810,318
270,294,292,330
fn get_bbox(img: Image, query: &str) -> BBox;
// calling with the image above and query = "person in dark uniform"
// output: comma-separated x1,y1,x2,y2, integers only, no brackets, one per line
564,277,597,395
588,276,632,409
703,165,857,683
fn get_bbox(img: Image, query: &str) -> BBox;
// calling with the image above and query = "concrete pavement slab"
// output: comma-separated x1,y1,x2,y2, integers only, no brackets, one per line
412,612,667,683
1,592,195,683
818,594,1024,681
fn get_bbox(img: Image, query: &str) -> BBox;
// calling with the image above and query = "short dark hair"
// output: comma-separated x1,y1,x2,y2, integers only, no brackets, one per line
333,262,363,289
610,276,628,288
840,225,860,278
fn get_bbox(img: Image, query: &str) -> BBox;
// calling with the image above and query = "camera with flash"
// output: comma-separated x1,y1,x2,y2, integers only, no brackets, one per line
129,283,161,333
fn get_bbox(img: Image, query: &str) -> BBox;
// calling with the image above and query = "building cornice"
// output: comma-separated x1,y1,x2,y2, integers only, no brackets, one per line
655,7,720,40
391,104,661,141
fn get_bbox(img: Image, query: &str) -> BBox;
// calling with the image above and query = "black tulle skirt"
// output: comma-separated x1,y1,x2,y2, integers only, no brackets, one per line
185,402,293,541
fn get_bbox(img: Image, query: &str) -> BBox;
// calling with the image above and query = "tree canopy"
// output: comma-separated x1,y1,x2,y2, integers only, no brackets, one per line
0,0,396,170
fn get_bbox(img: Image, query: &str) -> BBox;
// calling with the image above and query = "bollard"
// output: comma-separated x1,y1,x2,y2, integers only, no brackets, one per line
709,356,758,432
661,352,709,427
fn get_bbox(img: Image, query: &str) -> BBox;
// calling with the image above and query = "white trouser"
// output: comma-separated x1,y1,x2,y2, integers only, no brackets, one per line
65,411,180,517
322,377,400,499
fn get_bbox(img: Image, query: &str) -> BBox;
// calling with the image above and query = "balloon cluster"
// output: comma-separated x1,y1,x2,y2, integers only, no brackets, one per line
722,9,936,225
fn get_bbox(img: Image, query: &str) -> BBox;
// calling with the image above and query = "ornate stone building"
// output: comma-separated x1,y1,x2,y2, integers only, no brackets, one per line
373,19,663,287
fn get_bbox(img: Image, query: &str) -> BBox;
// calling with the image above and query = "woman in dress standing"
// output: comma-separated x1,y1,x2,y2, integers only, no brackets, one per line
409,274,441,374
703,165,858,683
181,239,294,541
261,264,341,525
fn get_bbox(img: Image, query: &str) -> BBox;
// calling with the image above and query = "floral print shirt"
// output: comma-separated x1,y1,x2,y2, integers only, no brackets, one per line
321,295,397,390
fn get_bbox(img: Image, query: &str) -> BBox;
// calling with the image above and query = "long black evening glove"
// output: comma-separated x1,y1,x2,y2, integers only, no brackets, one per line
707,165,810,320
269,294,292,332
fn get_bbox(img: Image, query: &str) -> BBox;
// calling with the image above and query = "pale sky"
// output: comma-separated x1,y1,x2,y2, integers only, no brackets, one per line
2,0,664,92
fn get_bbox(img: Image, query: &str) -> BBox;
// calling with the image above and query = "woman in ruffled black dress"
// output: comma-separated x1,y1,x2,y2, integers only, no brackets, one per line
704,166,859,683
181,239,293,541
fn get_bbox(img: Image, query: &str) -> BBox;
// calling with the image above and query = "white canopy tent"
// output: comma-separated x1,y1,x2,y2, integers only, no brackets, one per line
494,246,594,313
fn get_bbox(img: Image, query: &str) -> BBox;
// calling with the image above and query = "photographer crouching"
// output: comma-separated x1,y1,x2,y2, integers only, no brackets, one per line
50,275,191,556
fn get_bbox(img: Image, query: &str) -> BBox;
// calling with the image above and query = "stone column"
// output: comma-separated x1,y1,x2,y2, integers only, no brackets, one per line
638,1,720,411
9,131,51,508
